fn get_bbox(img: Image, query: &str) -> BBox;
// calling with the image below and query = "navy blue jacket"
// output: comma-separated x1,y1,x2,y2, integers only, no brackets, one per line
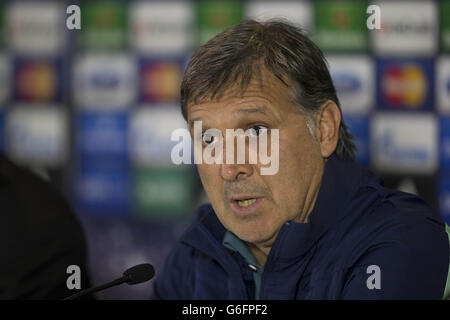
152,154,450,299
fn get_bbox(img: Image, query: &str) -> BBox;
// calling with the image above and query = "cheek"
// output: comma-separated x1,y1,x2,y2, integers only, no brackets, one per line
197,164,222,201
272,134,320,210
279,127,321,173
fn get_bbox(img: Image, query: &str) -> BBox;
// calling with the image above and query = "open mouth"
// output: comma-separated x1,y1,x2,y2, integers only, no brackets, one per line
229,196,263,214
236,198,257,207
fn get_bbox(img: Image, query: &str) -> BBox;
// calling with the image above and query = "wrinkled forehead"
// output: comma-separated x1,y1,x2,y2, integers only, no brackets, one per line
187,69,294,117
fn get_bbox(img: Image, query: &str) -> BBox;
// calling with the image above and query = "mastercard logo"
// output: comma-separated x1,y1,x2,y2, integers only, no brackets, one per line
142,62,181,103
381,64,427,108
16,62,57,102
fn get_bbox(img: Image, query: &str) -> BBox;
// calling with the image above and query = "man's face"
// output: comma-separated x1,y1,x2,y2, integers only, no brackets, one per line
187,71,326,248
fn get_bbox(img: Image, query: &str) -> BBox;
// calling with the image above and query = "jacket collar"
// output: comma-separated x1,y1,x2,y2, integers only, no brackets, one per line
181,153,378,261
271,153,376,259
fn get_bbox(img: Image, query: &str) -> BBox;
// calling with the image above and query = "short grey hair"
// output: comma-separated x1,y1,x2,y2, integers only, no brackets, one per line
180,19,356,160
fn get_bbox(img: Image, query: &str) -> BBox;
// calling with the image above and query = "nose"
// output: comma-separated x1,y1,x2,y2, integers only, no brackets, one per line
220,131,254,181
220,163,254,181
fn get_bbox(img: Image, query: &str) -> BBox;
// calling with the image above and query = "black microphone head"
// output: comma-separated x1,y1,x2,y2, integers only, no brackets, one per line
123,263,155,285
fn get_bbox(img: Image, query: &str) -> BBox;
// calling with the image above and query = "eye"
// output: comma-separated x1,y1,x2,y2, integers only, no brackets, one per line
202,132,216,145
248,125,268,137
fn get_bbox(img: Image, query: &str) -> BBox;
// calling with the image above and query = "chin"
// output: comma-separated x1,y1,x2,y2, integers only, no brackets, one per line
230,217,279,245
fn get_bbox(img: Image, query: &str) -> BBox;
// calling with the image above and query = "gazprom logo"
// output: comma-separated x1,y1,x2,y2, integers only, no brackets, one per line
372,113,437,174
378,130,429,163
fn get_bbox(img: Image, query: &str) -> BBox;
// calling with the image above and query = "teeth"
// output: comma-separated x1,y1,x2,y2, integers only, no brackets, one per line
237,198,257,207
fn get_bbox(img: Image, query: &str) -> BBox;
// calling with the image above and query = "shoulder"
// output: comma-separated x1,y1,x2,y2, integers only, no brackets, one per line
151,203,220,299
357,183,445,237
160,203,216,263
335,184,449,269
337,187,449,299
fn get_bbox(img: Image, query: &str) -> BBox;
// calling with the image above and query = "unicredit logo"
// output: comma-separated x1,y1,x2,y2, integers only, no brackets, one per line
134,21,186,35
381,64,426,108
377,21,433,35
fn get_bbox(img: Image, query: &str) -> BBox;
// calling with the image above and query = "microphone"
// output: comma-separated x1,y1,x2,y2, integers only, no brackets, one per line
63,263,155,300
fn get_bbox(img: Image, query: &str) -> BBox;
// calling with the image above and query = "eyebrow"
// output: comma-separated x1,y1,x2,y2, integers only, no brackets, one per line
189,106,271,127
232,106,269,116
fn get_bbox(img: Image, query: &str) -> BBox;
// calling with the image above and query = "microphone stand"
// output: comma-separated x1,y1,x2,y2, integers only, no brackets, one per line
63,276,127,300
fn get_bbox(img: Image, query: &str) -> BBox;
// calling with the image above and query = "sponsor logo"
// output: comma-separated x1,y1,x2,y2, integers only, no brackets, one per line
327,56,374,113
76,170,130,215
140,59,183,104
371,113,437,174
372,1,437,55
0,3,4,46
382,64,425,108
342,115,369,166
440,117,450,169
333,74,361,93
14,59,62,102
437,57,450,114
314,1,368,51
133,166,195,217
197,2,243,44
79,2,127,49
130,1,193,54
245,1,312,29
440,2,450,52
376,58,433,110
77,112,128,157
74,55,136,109
75,112,130,215
129,107,187,166
7,2,65,54
6,105,67,167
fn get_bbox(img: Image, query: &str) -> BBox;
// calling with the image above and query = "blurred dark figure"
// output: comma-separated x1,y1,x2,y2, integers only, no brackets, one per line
0,154,92,299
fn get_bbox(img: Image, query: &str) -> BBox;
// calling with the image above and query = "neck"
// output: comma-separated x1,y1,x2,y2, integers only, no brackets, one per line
247,161,325,267
248,242,271,267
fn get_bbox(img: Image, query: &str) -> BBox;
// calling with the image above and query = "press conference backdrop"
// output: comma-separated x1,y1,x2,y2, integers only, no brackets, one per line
0,0,449,299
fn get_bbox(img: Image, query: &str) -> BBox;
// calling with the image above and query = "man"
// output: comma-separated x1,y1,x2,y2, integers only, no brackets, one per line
0,154,93,299
152,20,450,299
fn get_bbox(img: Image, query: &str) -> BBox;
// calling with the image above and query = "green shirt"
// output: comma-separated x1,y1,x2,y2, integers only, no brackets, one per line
223,231,263,300
444,224,450,300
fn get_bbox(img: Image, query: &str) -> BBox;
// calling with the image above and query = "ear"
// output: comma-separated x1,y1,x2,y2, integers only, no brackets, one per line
315,100,341,158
